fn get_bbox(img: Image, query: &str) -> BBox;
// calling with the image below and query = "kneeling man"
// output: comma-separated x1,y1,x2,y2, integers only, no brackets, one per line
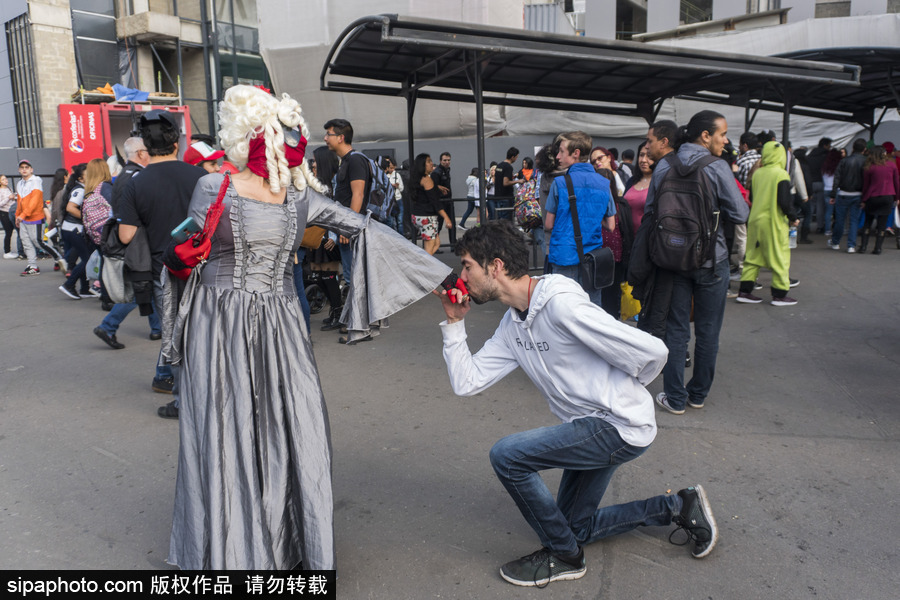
435,221,718,587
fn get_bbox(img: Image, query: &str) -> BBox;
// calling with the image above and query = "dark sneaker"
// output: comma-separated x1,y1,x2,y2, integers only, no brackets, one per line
59,284,81,300
338,334,372,345
158,400,178,419
685,350,692,368
152,376,174,394
789,278,799,288
93,327,125,349
736,292,762,304
655,392,685,415
499,547,585,588
20,266,40,276
149,332,162,341
671,485,718,559
771,296,798,307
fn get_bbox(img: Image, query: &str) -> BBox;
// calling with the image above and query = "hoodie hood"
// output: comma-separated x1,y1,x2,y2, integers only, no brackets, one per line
761,140,787,170
512,274,585,328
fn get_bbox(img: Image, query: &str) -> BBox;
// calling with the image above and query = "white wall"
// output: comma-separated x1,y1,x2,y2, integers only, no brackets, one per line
584,0,616,40
646,0,679,32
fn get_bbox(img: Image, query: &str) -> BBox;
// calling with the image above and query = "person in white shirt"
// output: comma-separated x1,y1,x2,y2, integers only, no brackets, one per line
434,221,719,588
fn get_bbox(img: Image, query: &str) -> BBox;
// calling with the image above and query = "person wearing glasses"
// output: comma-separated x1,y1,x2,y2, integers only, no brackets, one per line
589,146,625,196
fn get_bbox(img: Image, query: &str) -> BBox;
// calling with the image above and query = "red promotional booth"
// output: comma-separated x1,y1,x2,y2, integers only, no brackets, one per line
58,104,192,171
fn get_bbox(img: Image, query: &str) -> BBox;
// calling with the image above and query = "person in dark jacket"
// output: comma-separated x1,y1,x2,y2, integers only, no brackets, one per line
828,138,867,253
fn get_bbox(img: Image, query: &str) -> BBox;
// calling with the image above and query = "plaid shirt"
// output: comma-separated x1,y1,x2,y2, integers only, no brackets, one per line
736,150,760,188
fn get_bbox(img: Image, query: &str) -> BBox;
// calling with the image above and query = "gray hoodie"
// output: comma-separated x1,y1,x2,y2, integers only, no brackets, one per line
440,275,668,447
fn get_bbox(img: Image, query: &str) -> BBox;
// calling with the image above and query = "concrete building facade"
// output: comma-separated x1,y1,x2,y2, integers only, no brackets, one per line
1,0,267,176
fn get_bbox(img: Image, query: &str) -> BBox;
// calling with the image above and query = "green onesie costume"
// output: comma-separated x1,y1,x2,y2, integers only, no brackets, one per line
740,141,794,292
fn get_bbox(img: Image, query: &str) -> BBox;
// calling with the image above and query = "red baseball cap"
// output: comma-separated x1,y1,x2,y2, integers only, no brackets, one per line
18,158,31,167
183,141,225,166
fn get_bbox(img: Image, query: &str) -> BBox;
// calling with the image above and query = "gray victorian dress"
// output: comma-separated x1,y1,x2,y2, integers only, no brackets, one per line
164,173,450,570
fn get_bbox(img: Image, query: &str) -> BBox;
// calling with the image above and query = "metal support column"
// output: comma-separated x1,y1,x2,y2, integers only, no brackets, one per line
405,89,417,240
469,52,487,226
782,101,791,144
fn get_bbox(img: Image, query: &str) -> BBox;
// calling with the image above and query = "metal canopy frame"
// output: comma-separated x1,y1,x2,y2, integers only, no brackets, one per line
321,14,864,223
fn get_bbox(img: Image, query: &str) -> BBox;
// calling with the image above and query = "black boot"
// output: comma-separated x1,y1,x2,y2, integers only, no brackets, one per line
858,228,870,253
872,232,885,255
320,306,344,331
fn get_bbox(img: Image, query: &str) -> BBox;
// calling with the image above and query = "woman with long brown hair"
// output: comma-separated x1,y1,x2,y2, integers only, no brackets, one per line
860,145,900,253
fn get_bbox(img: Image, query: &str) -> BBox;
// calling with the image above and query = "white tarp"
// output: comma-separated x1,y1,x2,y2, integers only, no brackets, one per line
258,4,899,146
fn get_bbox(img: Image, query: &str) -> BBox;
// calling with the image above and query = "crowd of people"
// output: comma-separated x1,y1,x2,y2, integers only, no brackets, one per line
4,95,900,584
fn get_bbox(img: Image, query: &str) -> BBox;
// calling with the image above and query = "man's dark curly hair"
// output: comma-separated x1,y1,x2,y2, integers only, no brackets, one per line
454,220,529,279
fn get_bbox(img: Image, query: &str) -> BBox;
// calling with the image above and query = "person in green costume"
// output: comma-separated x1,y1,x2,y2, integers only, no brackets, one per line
736,141,800,306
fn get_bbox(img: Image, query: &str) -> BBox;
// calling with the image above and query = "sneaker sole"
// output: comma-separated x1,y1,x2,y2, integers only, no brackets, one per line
691,484,718,559
735,297,762,304
687,401,705,409
770,300,798,307
152,384,174,394
656,394,685,415
59,285,81,300
499,565,586,587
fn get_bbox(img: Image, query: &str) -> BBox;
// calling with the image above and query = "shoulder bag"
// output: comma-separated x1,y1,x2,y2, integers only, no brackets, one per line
564,172,614,290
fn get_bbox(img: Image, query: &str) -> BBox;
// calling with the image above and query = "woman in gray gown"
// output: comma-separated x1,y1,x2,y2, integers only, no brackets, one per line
164,85,450,570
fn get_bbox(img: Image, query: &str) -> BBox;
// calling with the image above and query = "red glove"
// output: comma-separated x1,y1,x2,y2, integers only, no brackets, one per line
174,236,211,268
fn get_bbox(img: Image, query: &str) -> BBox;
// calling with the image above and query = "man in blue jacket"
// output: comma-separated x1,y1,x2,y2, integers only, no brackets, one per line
543,131,615,306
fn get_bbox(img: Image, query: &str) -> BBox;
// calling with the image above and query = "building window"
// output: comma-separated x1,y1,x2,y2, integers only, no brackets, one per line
748,0,782,13
71,0,119,90
5,13,43,148
681,0,713,25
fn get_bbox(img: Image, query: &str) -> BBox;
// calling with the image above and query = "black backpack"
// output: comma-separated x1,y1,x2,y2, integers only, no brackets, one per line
649,153,721,273
351,151,394,224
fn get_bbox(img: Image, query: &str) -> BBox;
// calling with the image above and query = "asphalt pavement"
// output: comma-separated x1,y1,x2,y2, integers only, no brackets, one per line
1,232,898,600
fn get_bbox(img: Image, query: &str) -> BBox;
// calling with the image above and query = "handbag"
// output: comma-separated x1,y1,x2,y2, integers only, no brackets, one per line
165,173,231,280
564,173,614,290
301,225,326,250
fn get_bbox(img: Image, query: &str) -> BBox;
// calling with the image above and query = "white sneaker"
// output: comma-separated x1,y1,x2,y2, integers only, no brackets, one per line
655,392,685,415
847,247,856,254
3,252,17,259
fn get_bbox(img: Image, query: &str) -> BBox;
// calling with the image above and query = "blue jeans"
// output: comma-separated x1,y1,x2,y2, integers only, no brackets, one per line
663,259,730,410
489,416,679,555
548,262,602,306
830,194,862,248
810,182,826,231
823,192,835,233
338,241,353,285
459,197,476,227
62,228,92,293
99,300,162,336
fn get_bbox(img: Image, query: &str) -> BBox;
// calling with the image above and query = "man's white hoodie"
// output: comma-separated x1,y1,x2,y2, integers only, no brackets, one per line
440,274,668,447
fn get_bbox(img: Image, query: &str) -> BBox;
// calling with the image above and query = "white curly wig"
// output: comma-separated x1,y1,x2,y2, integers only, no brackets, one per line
217,85,324,194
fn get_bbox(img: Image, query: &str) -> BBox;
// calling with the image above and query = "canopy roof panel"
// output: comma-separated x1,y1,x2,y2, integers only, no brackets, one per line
321,14,861,121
